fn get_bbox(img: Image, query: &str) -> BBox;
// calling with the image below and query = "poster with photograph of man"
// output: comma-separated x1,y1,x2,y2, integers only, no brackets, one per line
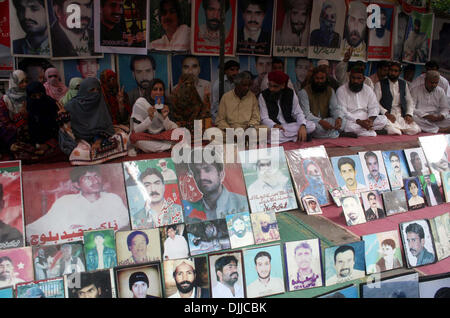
362,230,403,274
23,164,131,246
382,150,410,190
431,17,450,72
273,0,312,57
0,1,14,79
367,3,394,61
285,146,338,207
341,0,368,61
419,273,450,298
284,239,322,291
331,154,368,196
250,212,280,244
404,177,426,210
148,0,191,52
307,0,346,60
419,135,450,187
429,213,450,261
240,147,297,214
62,54,113,86
115,263,162,298
402,11,434,65
117,53,169,107
116,229,161,266
404,147,431,178
236,0,274,56
400,219,437,268
0,246,33,288
359,151,390,192
65,269,116,298
209,251,245,298
186,219,231,256
360,191,385,221
123,159,184,230
191,0,237,56
317,284,358,298
0,161,24,250
163,257,209,298
46,0,102,59
285,57,313,93
9,0,51,57
94,0,148,54
83,229,117,272
175,147,249,224
324,241,365,286
419,174,443,207
329,187,343,207
32,242,85,280
16,277,65,298
160,224,189,261
341,194,366,226
394,9,409,61
382,189,408,216
226,212,254,249
243,244,285,298
360,272,419,298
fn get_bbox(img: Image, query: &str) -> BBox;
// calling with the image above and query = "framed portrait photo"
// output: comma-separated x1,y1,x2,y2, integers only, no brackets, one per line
399,219,437,268
419,174,444,207
362,230,403,274
302,195,322,215
330,155,368,196
382,150,410,190
186,219,231,256
403,147,431,178
382,189,408,216
208,251,245,298
403,177,426,210
116,228,162,266
358,151,390,192
360,190,386,221
360,272,419,298
65,269,116,298
226,212,254,249
429,212,450,261
115,263,162,298
341,195,367,226
160,224,190,261
0,246,33,289
250,212,280,244
83,229,117,272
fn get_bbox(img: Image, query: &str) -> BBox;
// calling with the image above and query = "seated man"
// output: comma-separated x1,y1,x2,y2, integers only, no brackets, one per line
211,59,240,123
259,58,295,93
412,70,450,134
216,72,265,131
337,65,388,137
411,60,450,104
369,60,390,85
374,61,421,136
299,67,346,139
335,47,374,89
259,71,315,143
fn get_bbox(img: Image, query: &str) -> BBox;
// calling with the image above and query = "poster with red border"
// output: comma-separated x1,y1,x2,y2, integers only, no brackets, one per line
367,3,395,60
0,0,13,79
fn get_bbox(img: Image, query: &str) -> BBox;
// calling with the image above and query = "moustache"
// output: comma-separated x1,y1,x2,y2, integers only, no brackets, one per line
208,19,220,24
410,248,416,254
150,192,160,196
24,19,38,25
248,21,260,25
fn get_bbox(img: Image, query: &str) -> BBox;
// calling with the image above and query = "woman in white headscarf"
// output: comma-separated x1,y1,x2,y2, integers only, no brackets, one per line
3,70,28,117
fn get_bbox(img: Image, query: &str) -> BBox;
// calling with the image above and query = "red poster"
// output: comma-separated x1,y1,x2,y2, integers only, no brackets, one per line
367,3,395,60
0,0,13,78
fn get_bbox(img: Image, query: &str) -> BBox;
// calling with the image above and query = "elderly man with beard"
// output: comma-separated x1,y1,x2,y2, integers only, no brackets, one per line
310,0,340,48
212,255,244,298
229,215,254,248
186,149,248,223
12,0,50,55
405,223,435,266
337,65,388,137
327,245,365,285
412,71,450,134
211,59,240,123
301,160,328,205
290,242,320,290
276,0,312,47
127,55,156,107
411,61,450,104
299,67,347,139
133,168,183,229
368,9,391,48
169,259,209,298
51,0,97,57
375,61,421,136
343,1,367,58
247,251,284,297
259,71,315,144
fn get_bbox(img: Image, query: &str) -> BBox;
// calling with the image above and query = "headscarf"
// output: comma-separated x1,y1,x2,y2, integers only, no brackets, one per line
100,69,131,125
26,82,59,144
5,70,27,114
60,77,83,106
170,74,210,134
65,77,115,141
44,68,68,101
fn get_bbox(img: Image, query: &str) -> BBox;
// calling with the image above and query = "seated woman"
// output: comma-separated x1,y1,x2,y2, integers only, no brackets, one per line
65,78,129,165
44,68,68,101
129,79,179,153
170,73,212,139
100,69,131,126
60,77,82,106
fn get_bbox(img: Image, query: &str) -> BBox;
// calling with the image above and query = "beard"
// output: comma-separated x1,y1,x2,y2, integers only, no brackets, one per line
376,27,386,38
349,82,364,93
388,74,400,82
311,80,328,93
176,280,194,294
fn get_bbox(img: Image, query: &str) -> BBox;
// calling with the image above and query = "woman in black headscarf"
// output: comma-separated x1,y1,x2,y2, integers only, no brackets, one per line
65,77,116,154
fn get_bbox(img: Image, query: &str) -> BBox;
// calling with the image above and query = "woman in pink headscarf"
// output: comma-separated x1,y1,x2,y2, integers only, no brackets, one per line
43,68,68,101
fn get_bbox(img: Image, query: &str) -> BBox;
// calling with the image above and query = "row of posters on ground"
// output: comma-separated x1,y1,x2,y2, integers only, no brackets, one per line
0,0,444,65
1,134,450,248
0,213,449,298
